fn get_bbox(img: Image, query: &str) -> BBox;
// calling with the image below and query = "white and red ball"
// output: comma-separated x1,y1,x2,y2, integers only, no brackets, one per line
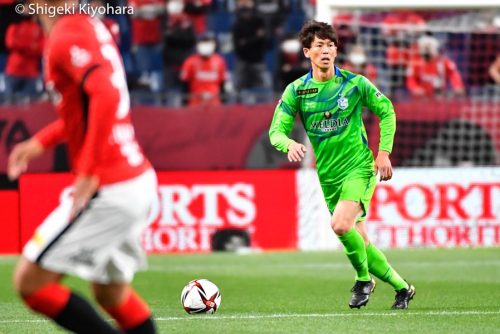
181,279,221,314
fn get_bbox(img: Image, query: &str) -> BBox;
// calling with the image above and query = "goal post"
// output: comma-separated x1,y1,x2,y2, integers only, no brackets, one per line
316,0,500,23
310,1,500,168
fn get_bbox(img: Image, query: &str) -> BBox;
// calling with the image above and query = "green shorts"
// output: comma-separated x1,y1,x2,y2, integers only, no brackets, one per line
320,172,376,222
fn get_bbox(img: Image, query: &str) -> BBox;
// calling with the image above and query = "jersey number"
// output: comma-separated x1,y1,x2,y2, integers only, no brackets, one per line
96,20,143,167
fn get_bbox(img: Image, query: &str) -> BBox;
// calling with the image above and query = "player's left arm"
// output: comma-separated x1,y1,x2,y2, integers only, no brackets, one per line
360,77,396,181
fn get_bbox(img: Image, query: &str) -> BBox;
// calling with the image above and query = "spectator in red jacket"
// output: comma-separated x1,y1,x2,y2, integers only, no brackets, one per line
129,0,165,93
381,10,426,97
180,33,229,107
4,14,44,103
406,35,465,97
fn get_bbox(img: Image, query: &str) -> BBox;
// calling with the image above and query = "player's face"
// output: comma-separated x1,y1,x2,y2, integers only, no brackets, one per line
303,36,337,71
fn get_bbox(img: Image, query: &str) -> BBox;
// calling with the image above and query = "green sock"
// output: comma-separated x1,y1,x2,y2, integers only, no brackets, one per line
337,228,370,281
366,243,408,291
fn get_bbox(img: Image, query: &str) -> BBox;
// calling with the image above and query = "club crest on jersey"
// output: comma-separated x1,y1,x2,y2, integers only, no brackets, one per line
338,96,348,110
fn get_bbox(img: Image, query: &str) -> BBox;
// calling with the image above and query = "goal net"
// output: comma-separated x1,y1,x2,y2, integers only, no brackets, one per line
314,1,500,167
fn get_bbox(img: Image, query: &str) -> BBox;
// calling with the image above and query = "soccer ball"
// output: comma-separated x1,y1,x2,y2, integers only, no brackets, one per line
181,279,221,314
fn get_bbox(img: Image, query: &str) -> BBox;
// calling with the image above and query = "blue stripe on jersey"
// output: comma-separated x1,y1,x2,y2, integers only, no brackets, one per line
304,69,313,83
335,66,341,77
361,132,368,146
280,100,296,116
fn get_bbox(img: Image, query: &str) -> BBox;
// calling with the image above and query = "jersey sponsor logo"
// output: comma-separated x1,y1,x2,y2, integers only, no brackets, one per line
311,117,349,132
195,70,219,81
296,88,318,95
324,111,332,119
70,45,92,68
337,96,348,110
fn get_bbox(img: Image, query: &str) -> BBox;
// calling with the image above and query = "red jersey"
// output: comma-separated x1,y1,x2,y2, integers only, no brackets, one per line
129,0,164,45
406,55,465,96
5,19,44,78
35,14,151,185
180,53,227,106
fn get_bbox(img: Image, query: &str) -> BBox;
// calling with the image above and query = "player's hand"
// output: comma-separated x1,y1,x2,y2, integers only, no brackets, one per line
287,141,307,162
375,151,393,181
70,175,99,220
7,139,44,180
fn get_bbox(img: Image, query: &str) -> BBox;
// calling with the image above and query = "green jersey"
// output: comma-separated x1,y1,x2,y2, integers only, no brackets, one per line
269,67,396,185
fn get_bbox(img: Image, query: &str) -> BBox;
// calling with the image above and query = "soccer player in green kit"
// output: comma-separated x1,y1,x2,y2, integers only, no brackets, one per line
269,20,415,309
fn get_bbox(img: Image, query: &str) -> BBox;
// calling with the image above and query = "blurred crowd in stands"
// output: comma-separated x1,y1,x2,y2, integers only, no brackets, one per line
0,1,498,106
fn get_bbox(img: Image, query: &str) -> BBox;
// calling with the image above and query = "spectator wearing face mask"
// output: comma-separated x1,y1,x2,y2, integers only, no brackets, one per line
231,0,271,100
406,35,465,97
129,0,166,93
341,44,377,84
163,0,196,94
275,34,309,91
180,33,229,106
382,10,426,97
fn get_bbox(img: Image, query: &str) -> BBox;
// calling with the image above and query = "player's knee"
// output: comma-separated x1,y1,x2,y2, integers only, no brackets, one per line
13,262,34,297
92,285,110,306
331,217,352,236
13,259,62,298
92,283,129,307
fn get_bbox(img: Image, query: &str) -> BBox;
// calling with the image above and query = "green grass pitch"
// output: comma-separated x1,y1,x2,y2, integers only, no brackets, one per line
1,248,499,333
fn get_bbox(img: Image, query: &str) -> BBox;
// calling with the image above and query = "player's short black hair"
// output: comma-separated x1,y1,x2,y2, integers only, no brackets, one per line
298,20,338,48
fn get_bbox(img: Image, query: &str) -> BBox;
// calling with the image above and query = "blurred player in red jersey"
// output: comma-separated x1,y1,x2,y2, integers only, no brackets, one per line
180,33,228,106
406,35,465,97
7,0,158,333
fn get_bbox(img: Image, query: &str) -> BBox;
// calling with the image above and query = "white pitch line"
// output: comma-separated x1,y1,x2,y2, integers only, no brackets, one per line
0,320,48,324
147,260,500,272
1,310,499,325
154,310,500,321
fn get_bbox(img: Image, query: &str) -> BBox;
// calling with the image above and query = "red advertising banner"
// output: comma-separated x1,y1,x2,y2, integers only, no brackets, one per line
0,191,20,253
368,169,500,248
297,167,500,250
0,103,57,173
18,170,298,253
0,103,279,173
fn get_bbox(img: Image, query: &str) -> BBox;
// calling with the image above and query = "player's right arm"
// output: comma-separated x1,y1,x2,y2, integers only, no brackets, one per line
269,83,307,162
